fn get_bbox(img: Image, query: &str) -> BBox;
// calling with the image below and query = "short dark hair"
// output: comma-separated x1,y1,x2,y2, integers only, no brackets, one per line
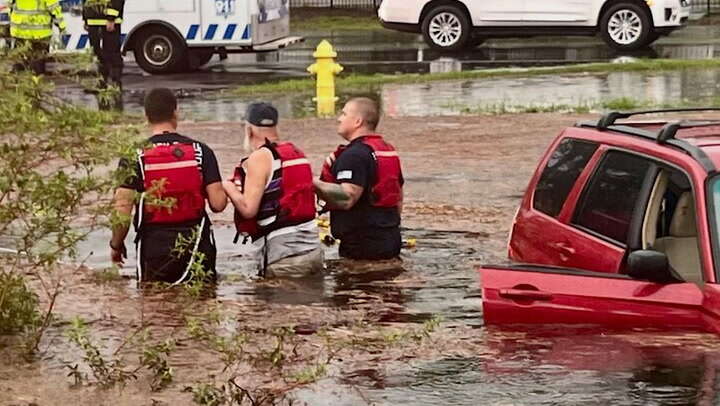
144,88,177,124
349,97,380,131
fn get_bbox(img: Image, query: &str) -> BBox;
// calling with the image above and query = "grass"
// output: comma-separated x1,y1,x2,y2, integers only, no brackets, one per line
291,15,382,31
601,97,645,110
230,58,720,96
290,7,381,32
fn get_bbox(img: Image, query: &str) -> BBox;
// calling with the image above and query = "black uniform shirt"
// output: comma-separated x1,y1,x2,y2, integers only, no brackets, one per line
329,136,403,238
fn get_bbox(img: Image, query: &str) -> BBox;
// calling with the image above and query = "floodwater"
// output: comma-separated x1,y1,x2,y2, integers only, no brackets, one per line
6,111,720,404
50,23,720,121
286,24,720,73
9,24,720,404
55,67,720,122
13,224,720,405
356,330,720,405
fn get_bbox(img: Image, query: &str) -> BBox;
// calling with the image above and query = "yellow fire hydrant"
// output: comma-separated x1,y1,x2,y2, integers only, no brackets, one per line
307,40,343,116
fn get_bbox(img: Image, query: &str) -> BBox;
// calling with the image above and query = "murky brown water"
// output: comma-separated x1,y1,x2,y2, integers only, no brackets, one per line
3,114,720,405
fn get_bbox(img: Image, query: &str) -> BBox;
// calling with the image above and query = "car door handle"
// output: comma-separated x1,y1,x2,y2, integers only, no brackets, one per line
499,289,553,301
549,242,575,261
549,242,575,254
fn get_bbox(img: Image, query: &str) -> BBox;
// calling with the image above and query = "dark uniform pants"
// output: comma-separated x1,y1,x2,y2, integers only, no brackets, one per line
87,25,123,87
13,38,50,75
137,220,217,284
338,227,402,260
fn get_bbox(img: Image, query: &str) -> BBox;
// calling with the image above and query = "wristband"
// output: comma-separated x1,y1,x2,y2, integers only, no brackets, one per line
110,242,124,250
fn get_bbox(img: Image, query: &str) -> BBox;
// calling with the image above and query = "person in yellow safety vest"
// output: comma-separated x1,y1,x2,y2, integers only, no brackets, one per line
9,0,66,74
82,0,124,103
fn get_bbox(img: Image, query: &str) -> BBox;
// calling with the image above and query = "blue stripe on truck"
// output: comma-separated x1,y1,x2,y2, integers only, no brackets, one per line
204,24,217,40
223,24,236,40
76,34,88,50
242,24,250,40
186,24,199,40
65,33,125,50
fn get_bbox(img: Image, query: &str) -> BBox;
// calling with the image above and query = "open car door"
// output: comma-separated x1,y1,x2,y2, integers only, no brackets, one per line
480,264,705,330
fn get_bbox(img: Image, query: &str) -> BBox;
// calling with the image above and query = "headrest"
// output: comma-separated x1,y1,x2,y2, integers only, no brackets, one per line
670,192,697,238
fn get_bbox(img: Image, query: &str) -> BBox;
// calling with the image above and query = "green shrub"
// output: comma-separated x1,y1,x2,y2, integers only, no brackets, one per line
0,271,40,335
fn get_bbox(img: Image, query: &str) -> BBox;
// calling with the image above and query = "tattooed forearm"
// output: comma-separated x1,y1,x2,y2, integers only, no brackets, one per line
313,179,361,210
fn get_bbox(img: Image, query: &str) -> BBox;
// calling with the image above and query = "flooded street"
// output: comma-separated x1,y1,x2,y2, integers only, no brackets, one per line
53,67,720,121
4,114,720,405
7,16,720,405
48,21,720,121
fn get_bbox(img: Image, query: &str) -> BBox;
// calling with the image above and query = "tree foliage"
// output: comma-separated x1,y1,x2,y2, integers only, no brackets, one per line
0,45,140,345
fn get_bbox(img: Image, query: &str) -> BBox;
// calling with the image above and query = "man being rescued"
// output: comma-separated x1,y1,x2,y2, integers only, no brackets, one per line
223,102,324,278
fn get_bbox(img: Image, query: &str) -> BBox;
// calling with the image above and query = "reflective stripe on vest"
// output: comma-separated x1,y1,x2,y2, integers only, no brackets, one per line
10,0,64,39
85,17,122,25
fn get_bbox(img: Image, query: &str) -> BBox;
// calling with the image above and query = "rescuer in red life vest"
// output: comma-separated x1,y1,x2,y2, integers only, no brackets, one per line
109,88,228,284
222,102,323,278
314,97,404,260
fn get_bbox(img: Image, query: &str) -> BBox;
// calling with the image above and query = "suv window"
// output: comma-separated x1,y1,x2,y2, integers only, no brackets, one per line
533,138,598,217
573,151,652,243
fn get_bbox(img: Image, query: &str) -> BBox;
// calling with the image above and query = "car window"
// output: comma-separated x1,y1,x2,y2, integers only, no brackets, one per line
533,138,598,217
573,151,652,244
655,170,691,239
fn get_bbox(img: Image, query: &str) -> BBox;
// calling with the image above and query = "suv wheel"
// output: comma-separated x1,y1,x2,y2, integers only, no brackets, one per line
600,3,653,51
421,5,471,51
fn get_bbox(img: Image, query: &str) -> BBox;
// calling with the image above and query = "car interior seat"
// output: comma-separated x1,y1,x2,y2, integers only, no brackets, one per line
642,171,668,248
653,192,703,284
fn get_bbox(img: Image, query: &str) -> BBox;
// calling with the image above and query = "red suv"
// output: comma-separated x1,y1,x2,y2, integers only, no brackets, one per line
480,108,720,333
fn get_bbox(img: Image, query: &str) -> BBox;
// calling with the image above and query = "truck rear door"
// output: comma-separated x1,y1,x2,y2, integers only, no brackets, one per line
252,0,290,45
200,0,252,45
480,265,704,330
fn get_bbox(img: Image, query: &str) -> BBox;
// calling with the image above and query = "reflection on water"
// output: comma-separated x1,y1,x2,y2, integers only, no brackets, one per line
5,219,720,403
287,25,720,73
63,225,485,326
359,328,720,405
54,68,720,121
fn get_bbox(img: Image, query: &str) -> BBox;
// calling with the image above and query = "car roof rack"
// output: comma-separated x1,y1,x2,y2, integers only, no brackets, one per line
596,108,720,130
577,109,720,174
657,120,720,143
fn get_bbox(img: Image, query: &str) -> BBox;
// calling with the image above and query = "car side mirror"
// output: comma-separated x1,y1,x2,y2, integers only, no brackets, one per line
627,250,682,284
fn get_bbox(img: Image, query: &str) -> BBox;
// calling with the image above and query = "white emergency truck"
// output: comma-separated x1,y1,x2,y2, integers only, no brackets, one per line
0,0,301,74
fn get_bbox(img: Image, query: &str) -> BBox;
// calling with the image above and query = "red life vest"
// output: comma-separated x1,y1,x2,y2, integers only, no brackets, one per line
319,135,402,208
231,141,316,241
139,142,205,225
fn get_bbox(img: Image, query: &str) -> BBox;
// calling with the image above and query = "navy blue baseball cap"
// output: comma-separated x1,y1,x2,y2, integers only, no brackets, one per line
245,102,278,127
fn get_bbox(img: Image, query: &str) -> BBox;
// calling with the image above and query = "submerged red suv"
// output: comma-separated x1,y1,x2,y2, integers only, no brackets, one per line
480,108,720,334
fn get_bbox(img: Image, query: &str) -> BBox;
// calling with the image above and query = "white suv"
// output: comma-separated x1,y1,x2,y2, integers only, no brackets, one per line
378,0,691,51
